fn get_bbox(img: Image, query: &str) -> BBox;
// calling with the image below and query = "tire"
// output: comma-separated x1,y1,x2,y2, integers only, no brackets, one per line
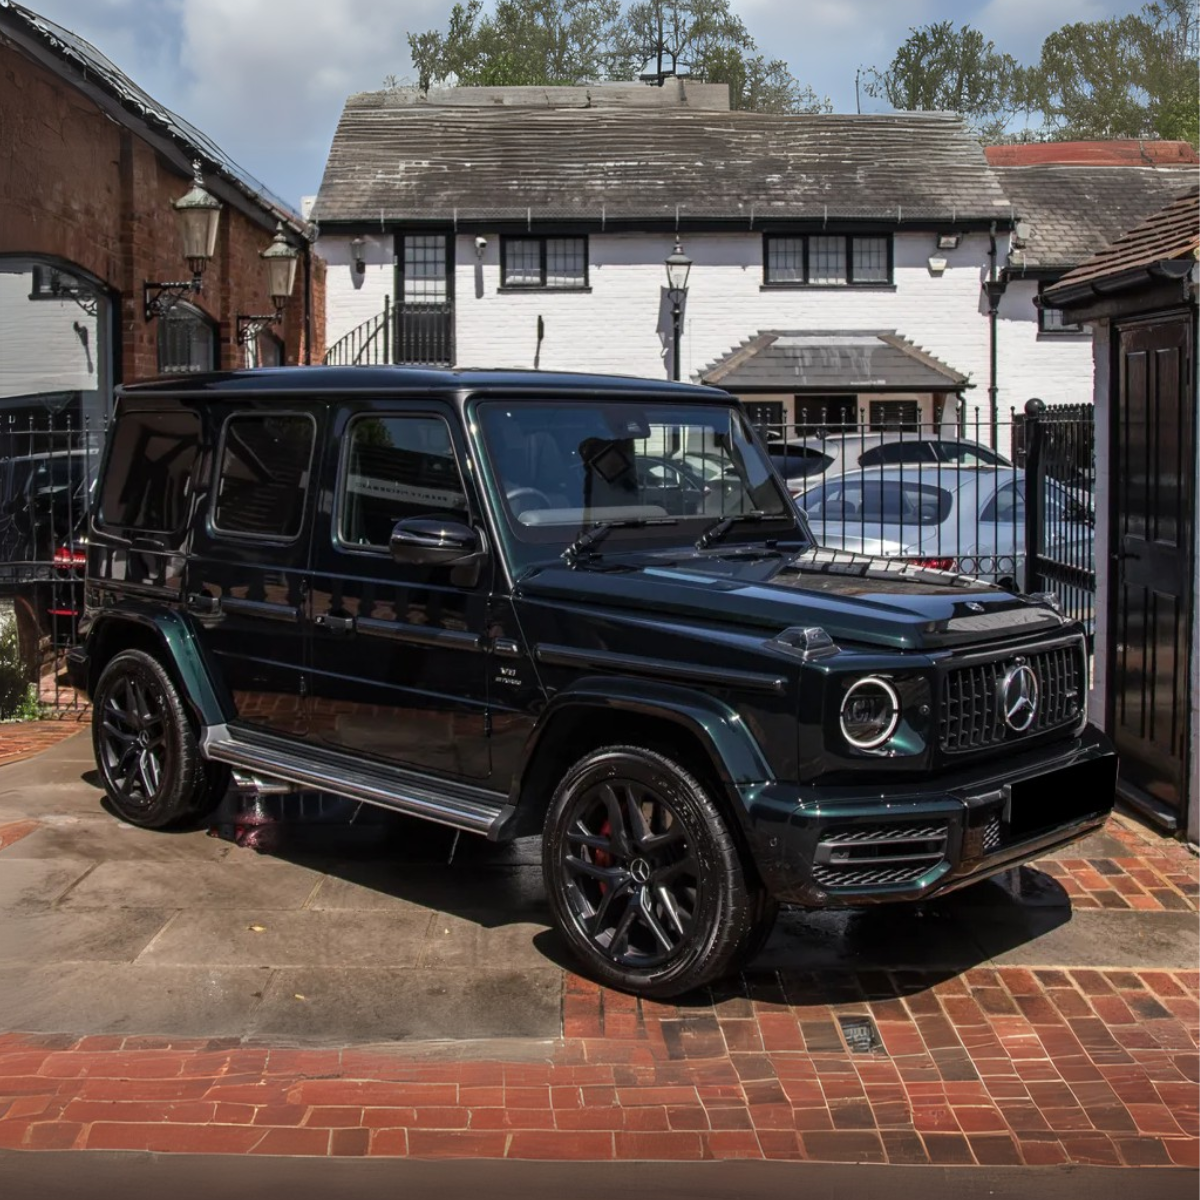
92,649,228,829
542,745,755,998
733,889,780,971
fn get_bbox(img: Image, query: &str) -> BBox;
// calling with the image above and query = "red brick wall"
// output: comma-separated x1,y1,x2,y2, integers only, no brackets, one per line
0,37,322,380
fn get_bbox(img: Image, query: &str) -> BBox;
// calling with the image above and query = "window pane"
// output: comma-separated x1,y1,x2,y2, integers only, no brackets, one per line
504,239,541,286
158,303,215,374
340,416,467,549
403,235,447,303
1042,305,1083,333
546,238,585,287
100,411,200,532
852,236,888,282
868,400,920,431
766,236,803,283
809,236,846,284
213,415,314,539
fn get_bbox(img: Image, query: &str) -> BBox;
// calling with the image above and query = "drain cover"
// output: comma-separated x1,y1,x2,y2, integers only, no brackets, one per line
838,1014,883,1054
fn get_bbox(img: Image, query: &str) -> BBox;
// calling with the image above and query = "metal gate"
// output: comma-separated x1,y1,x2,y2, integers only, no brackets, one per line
1023,400,1097,637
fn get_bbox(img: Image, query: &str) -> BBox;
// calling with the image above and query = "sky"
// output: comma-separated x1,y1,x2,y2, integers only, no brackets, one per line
18,0,1146,213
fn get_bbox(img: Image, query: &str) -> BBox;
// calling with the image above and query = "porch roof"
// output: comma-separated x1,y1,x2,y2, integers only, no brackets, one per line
698,331,971,393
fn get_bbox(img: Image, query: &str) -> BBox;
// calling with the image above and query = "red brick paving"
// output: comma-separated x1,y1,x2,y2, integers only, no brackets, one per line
0,965,1194,1164
0,717,85,769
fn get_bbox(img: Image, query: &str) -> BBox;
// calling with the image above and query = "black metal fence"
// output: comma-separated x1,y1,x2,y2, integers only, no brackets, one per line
749,404,1096,630
324,297,454,367
0,414,104,712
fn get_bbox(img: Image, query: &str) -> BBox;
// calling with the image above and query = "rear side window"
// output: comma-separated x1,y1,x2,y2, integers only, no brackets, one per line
338,415,467,550
212,414,315,540
100,410,201,533
860,441,938,467
802,479,952,526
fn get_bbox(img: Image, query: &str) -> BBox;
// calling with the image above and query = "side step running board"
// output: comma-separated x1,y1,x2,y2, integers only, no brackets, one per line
202,724,508,837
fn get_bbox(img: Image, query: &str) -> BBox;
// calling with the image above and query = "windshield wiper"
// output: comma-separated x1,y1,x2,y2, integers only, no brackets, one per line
695,510,784,550
562,517,678,564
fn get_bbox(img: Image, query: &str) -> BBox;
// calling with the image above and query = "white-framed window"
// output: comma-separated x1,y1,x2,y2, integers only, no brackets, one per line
763,234,893,286
500,236,587,289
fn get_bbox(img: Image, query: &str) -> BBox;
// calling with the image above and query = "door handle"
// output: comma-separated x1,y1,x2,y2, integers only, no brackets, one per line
187,592,220,614
314,613,355,634
1112,551,1142,562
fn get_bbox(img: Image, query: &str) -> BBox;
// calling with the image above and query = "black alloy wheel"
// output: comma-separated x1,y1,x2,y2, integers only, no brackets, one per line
92,649,227,829
543,746,756,997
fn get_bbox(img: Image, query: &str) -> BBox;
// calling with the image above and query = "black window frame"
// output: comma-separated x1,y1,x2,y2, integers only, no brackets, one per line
499,235,590,291
333,410,473,558
208,410,318,545
762,233,894,288
1037,282,1086,336
157,300,218,374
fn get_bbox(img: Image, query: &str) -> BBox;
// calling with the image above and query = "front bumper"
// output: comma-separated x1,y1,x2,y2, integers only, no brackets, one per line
743,724,1117,907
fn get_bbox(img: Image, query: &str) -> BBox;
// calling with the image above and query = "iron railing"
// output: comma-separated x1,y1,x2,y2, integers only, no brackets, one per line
324,297,454,367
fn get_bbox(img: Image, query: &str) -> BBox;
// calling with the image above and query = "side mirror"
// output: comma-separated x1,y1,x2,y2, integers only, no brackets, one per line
389,517,484,567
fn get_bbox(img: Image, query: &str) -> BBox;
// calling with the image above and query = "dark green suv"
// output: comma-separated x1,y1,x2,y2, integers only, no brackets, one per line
72,367,1117,997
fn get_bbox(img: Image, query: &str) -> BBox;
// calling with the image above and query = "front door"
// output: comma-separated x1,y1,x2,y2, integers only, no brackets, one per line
306,402,491,778
1111,313,1195,821
394,233,453,366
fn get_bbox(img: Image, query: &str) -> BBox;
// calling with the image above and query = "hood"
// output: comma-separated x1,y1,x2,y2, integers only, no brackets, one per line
516,547,1065,651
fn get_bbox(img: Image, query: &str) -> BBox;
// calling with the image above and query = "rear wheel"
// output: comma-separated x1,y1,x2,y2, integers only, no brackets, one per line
92,649,227,829
542,745,755,998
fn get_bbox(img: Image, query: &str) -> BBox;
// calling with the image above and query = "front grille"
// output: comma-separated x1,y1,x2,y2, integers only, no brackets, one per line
940,642,1084,754
813,821,949,889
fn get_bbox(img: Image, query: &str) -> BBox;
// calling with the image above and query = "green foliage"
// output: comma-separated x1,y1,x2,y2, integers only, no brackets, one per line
402,0,828,113
865,21,1025,141
0,617,40,722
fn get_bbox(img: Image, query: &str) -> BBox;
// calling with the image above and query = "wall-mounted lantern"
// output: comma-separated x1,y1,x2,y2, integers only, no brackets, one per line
143,160,223,320
350,235,367,274
664,238,692,382
237,223,302,348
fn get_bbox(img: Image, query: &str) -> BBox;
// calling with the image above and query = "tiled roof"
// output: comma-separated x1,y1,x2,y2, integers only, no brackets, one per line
313,99,1013,225
997,164,1197,271
1046,188,1199,296
698,331,970,391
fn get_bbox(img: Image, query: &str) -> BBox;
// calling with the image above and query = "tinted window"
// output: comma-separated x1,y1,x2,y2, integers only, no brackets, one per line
935,441,1009,467
100,410,201,533
339,415,467,549
769,449,832,479
212,414,315,540
860,441,937,467
802,479,952,526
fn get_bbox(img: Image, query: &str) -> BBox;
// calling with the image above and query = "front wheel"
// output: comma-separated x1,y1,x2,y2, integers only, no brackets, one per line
92,649,227,829
542,745,756,998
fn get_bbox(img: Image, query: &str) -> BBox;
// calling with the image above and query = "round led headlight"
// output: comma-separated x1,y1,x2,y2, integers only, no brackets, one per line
840,676,901,750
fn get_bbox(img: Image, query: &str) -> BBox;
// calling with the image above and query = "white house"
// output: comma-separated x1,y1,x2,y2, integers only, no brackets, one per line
311,85,1195,452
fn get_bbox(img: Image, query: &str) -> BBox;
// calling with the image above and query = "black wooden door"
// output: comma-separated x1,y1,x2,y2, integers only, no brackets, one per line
1111,313,1195,819
394,233,454,366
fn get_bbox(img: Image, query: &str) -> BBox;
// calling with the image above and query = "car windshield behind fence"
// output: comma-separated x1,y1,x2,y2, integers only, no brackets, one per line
475,400,797,568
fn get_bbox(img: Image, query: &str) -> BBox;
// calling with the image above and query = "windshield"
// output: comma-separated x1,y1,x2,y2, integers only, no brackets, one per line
473,399,799,570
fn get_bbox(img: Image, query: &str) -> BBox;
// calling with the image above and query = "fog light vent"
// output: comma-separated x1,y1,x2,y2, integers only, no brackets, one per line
838,1015,884,1055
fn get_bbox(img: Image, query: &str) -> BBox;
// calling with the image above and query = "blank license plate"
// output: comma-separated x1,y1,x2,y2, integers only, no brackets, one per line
1004,756,1117,838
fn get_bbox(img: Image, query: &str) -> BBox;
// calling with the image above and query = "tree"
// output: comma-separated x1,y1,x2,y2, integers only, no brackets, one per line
1030,0,1199,143
401,0,827,113
864,22,1026,142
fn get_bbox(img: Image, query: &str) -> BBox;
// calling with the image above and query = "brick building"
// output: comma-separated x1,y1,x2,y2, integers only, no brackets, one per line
0,0,326,433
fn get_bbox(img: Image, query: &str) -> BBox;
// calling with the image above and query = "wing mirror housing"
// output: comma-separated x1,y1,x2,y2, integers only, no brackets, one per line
389,517,488,583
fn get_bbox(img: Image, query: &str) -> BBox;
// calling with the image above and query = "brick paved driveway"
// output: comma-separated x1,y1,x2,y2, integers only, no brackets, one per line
0,729,1195,1167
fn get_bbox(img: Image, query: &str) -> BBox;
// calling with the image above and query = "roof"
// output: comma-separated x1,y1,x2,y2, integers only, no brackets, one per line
116,365,731,401
986,141,1199,167
1045,188,1199,298
996,164,1197,271
313,100,1013,226
699,331,971,393
0,1,304,233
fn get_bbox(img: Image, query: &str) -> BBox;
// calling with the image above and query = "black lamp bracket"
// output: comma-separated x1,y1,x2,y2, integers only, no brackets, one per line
144,277,201,321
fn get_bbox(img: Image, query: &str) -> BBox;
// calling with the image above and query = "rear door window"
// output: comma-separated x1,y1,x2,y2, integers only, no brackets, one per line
212,414,316,541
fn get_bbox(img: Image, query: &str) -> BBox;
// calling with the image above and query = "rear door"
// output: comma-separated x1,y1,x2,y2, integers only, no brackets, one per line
185,405,320,739
306,401,492,778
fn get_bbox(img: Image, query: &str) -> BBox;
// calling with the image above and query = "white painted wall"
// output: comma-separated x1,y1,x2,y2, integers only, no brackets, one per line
318,228,1095,435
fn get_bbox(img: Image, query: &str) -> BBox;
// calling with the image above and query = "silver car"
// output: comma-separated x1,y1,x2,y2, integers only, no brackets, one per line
796,466,1092,591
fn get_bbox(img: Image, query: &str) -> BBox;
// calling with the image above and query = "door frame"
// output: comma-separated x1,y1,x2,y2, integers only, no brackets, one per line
1105,307,1196,825
392,229,456,366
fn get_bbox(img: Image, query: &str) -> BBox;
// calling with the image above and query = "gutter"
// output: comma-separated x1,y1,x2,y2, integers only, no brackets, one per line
981,222,1007,452
1043,257,1197,310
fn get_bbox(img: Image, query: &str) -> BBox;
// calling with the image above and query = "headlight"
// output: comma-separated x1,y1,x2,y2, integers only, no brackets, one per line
840,676,901,750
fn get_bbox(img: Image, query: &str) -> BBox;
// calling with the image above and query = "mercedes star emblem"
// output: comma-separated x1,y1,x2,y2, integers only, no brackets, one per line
966,601,985,613
1000,663,1040,732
